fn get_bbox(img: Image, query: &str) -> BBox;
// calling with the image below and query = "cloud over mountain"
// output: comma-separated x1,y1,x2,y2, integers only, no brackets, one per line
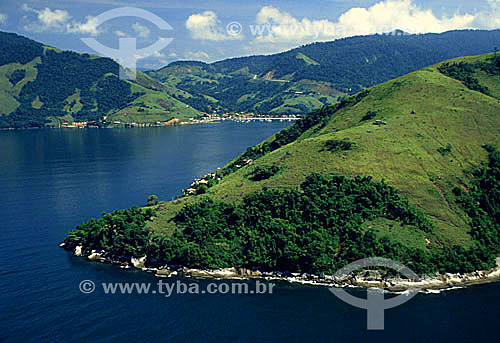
253,0,482,43
186,10,243,41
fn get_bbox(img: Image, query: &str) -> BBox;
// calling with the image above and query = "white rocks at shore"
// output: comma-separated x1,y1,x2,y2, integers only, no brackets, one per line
377,266,500,291
386,277,445,290
156,269,172,277
87,250,109,262
179,267,265,279
74,245,83,257
131,256,147,269
236,268,263,278
487,258,500,278
64,244,500,292
87,251,102,261
155,269,180,277
488,269,500,278
183,267,238,279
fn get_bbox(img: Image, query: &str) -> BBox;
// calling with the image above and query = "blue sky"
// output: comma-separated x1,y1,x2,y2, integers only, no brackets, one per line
0,0,498,69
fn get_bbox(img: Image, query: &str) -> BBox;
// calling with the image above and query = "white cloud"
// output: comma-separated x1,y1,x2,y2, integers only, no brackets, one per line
113,24,152,39
488,0,499,10
184,50,210,61
133,50,175,69
186,11,243,41
22,4,100,36
23,5,71,32
152,51,165,58
472,0,500,29
0,13,7,25
253,0,495,44
37,8,70,29
66,16,100,36
132,22,151,38
133,51,166,61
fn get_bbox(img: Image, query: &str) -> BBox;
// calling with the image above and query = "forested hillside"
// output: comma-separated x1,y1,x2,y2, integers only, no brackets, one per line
0,31,199,128
150,30,500,115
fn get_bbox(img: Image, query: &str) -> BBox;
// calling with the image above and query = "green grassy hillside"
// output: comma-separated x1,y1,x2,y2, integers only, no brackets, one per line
0,31,199,128
148,60,343,115
65,54,500,275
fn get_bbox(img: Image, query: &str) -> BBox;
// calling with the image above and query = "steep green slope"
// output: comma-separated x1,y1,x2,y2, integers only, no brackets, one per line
148,30,500,115
0,31,199,128
65,54,500,275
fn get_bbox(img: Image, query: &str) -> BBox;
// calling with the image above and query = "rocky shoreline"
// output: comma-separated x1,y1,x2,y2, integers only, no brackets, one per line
62,243,500,293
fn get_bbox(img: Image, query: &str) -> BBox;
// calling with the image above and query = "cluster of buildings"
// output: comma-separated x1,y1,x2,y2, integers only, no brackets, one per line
235,158,254,169
57,118,181,128
58,121,103,128
182,172,221,196
199,111,300,121
181,158,254,197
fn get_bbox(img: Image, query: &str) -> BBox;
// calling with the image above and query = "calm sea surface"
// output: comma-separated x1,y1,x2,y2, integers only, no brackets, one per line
0,122,498,342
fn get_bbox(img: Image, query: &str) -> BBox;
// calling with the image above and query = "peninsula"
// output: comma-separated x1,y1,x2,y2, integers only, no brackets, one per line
63,53,500,289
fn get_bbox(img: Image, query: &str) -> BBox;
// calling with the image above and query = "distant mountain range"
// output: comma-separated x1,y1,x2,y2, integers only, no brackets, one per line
1,29,499,128
150,30,500,115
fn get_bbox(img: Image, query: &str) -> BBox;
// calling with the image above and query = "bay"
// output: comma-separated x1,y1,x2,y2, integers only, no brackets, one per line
0,122,498,342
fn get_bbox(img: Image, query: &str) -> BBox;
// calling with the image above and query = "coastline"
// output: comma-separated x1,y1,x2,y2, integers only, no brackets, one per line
0,116,299,131
61,243,500,293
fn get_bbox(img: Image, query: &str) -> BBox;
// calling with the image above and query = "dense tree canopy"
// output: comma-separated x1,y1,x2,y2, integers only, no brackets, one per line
0,34,143,128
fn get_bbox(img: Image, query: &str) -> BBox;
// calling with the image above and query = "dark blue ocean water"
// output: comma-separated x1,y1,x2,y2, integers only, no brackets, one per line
0,122,499,342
